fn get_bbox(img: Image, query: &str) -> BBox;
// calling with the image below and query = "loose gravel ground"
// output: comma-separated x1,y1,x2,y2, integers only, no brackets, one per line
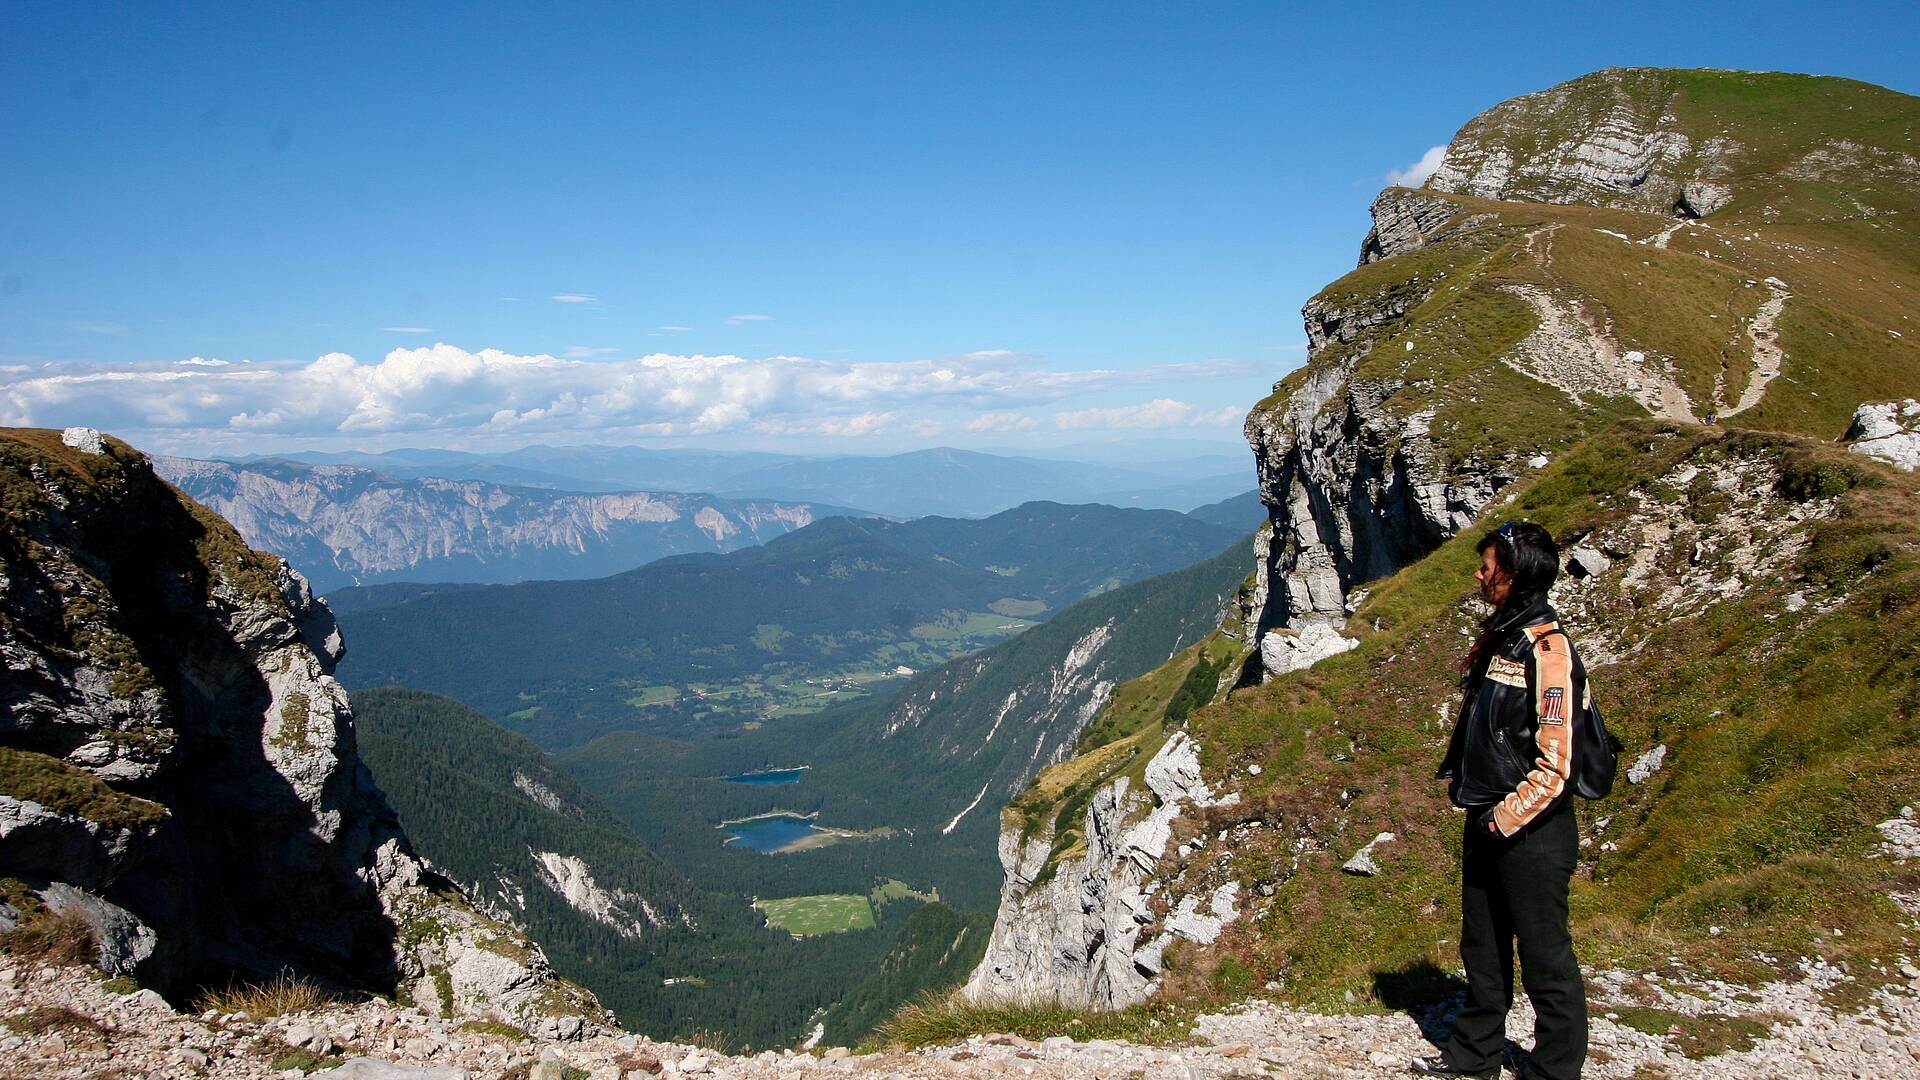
5,956,1920,1079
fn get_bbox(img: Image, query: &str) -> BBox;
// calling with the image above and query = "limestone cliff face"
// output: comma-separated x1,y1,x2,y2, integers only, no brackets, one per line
964,732,1240,1008
1424,67,1737,217
0,428,605,1036
155,455,828,593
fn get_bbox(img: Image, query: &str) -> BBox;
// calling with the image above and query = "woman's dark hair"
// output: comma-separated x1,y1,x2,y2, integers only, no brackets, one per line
1477,519,1560,616
1460,520,1560,682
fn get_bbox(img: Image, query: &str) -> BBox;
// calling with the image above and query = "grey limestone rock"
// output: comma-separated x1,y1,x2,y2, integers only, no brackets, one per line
1627,745,1668,785
60,426,105,454
1426,68,1737,219
1258,622,1359,682
963,731,1240,1009
1359,189,1459,264
1341,832,1397,877
1846,399,1920,472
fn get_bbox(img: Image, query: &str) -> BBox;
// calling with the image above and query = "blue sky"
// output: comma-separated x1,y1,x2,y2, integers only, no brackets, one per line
2,1,1916,457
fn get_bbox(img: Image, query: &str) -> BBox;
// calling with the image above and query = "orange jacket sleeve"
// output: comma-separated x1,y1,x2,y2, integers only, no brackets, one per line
1491,625,1575,836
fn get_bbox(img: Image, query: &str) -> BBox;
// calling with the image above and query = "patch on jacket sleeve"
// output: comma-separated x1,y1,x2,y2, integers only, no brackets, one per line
1540,687,1567,725
1487,655,1528,687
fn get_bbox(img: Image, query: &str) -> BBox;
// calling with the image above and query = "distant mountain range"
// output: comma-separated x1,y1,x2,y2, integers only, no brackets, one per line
255,443,1254,519
154,455,857,593
332,501,1244,747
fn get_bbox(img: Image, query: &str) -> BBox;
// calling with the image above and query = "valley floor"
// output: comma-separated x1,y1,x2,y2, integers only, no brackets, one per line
7,956,1920,1080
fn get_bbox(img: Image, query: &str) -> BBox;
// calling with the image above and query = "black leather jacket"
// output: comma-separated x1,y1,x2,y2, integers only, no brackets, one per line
1437,599,1587,836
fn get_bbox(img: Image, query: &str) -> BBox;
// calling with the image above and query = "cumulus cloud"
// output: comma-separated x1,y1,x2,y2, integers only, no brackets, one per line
724,313,772,325
0,342,1265,448
382,326,434,334
1386,145,1449,187
551,294,597,304
3,344,1240,440
1052,399,1244,431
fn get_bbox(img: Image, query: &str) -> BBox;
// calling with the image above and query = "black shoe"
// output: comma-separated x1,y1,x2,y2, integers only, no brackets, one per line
1409,1055,1499,1079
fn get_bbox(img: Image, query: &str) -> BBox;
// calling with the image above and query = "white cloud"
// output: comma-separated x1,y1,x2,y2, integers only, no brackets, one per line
70,320,128,336
563,346,620,358
1052,399,1243,431
1386,145,1449,187
1,345,1260,446
382,326,434,334
818,411,896,437
551,294,597,304
966,411,1040,433
724,313,772,325
657,325,691,332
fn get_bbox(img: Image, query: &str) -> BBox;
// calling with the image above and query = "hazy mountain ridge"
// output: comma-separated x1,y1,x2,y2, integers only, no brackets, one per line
267,443,1254,519
154,454,850,593
333,502,1243,747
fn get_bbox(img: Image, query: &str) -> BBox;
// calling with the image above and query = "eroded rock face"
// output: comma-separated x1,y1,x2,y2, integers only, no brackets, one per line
1244,368,1503,644
962,731,1241,1009
0,429,604,1033
1358,189,1463,265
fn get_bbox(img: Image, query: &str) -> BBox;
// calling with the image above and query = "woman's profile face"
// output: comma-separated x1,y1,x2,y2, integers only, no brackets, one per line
1476,545,1512,608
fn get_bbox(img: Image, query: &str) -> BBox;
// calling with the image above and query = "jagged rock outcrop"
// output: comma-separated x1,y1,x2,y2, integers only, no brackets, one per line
963,731,1240,1009
0,428,606,1035
1244,364,1504,640
153,455,829,592
1358,189,1460,264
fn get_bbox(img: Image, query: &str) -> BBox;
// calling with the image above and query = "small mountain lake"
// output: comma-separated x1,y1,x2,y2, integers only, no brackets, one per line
720,767,807,786
720,813,830,853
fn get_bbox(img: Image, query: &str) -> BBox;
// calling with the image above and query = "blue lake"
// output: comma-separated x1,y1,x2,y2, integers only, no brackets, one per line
721,768,806,786
721,814,823,853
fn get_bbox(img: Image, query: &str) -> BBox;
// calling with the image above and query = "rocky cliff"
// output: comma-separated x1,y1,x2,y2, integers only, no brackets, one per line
0,428,606,1036
154,455,834,592
967,67,1920,1015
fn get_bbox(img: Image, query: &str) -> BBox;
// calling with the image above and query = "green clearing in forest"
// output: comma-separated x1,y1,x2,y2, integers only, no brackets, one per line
754,893,876,936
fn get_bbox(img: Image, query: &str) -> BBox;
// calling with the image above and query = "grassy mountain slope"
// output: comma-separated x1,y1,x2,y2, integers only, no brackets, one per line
334,503,1239,747
1269,68,1919,477
1142,424,1920,1013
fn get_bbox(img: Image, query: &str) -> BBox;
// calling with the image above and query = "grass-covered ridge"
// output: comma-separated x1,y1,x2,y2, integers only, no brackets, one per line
1145,421,1920,1011
1254,69,1920,476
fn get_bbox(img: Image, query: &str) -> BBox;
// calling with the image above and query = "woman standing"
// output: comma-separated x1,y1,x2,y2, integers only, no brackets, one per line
1413,520,1589,1080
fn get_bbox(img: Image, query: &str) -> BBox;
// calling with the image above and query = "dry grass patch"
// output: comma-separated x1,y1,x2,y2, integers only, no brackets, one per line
194,973,336,1017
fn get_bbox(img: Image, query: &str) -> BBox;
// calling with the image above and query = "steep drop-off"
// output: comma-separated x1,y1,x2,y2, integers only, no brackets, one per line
0,428,604,1036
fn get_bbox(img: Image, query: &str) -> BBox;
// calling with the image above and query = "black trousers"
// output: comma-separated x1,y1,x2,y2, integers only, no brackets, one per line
1445,804,1587,1080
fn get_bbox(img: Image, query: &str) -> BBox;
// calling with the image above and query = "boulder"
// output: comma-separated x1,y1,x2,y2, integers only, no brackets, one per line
1845,399,1920,471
